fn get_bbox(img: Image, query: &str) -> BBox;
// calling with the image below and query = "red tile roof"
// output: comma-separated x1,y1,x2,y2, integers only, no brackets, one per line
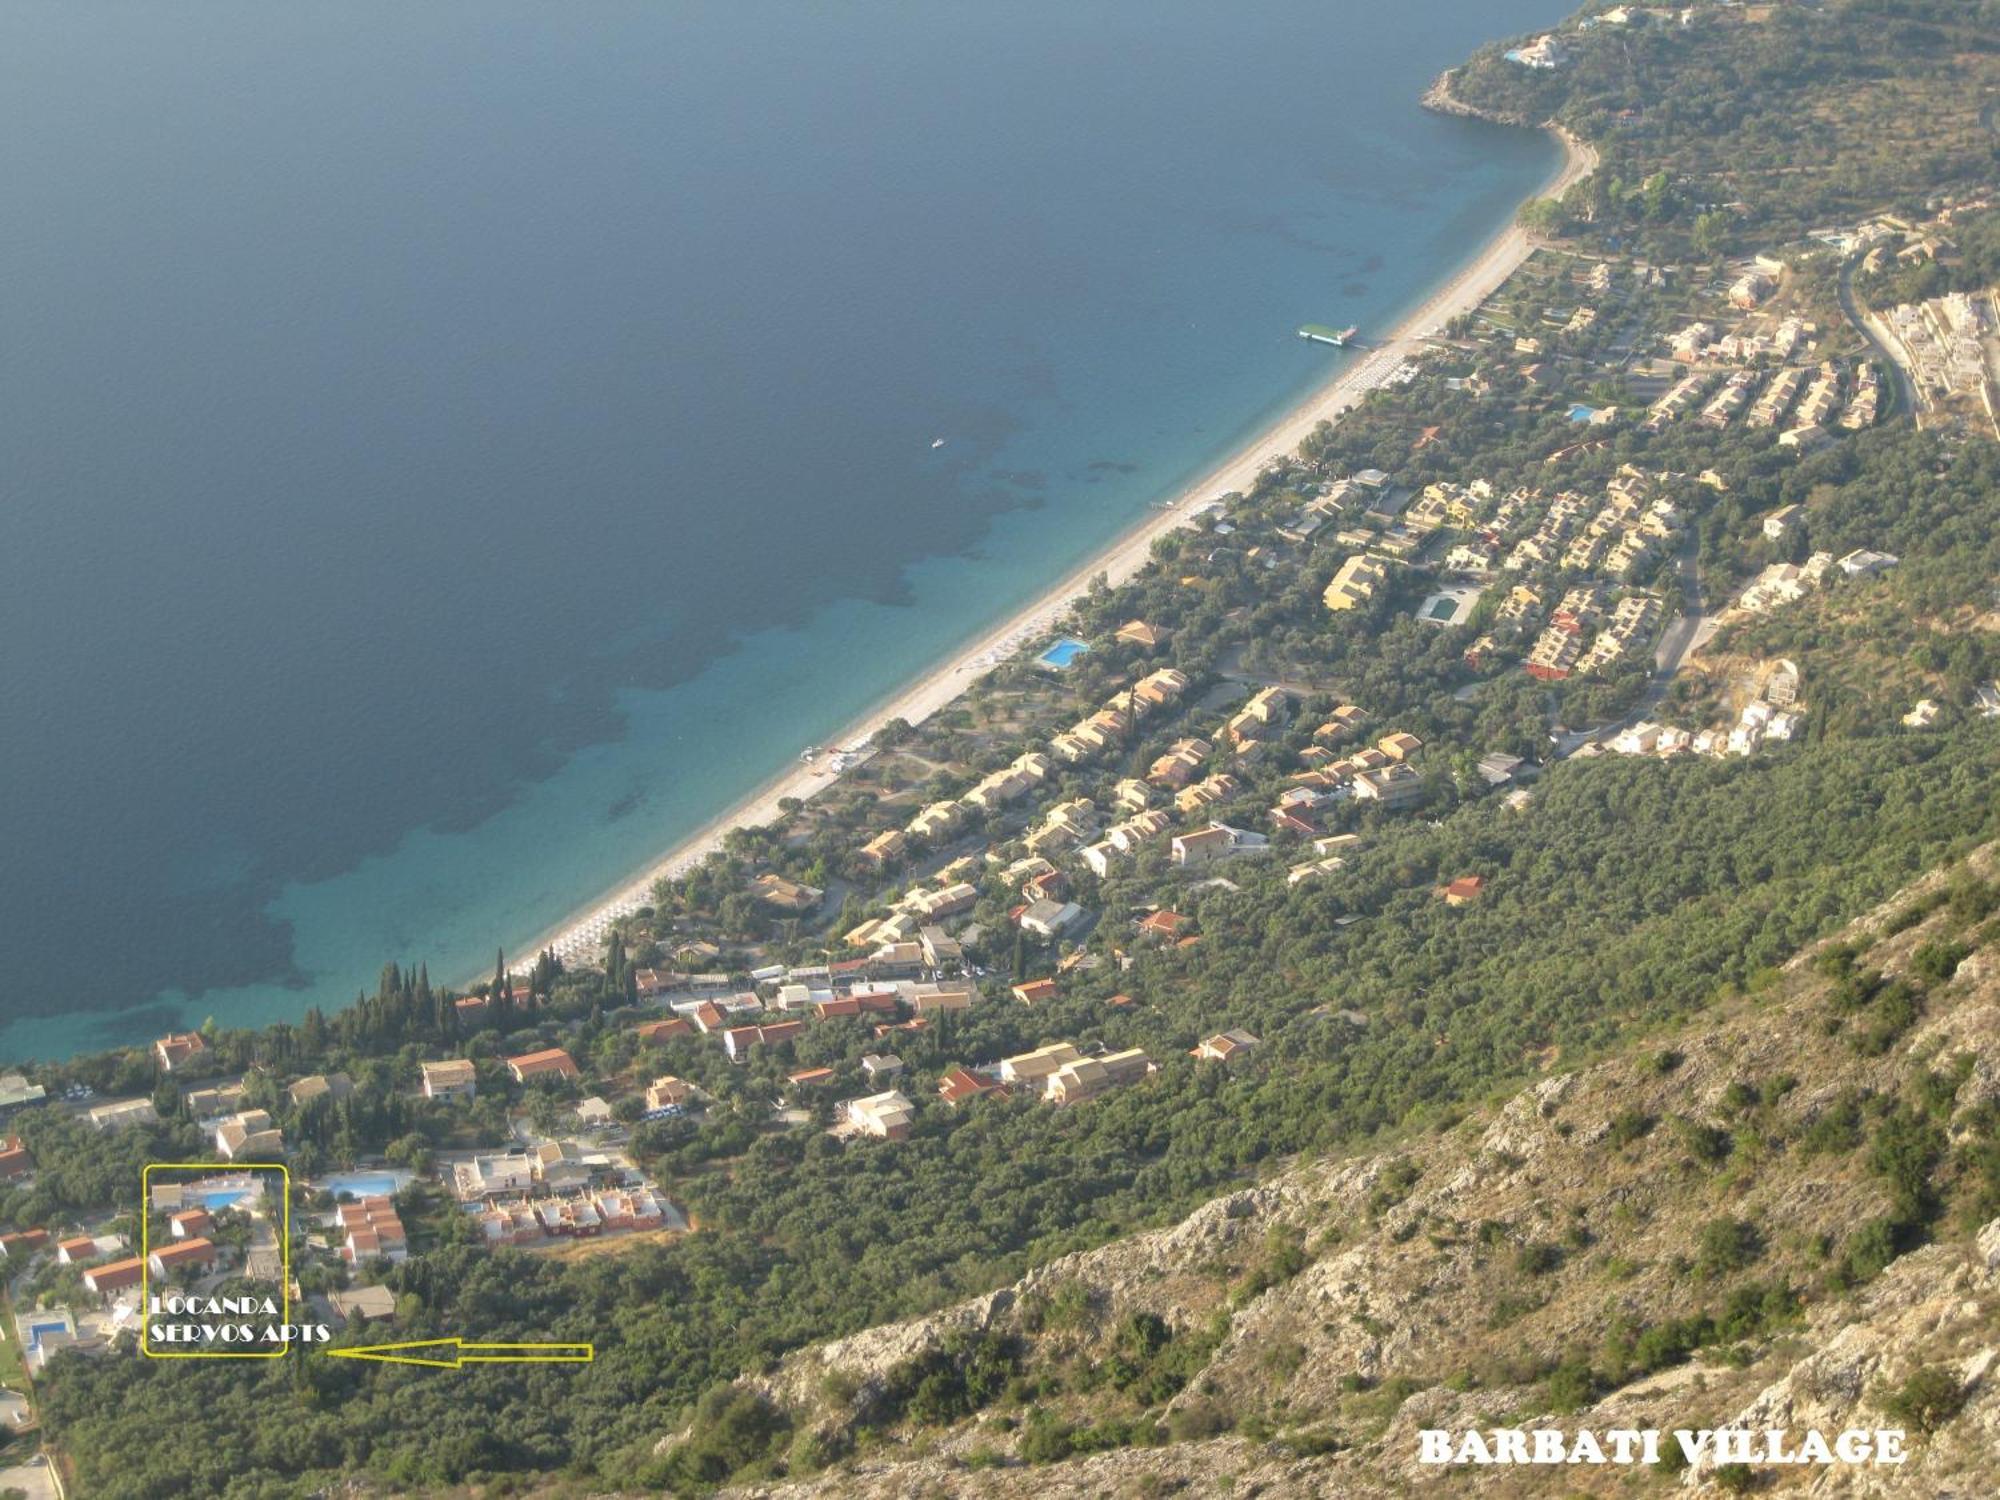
151,1237,218,1268
85,1256,144,1291
936,1068,996,1105
507,1047,579,1079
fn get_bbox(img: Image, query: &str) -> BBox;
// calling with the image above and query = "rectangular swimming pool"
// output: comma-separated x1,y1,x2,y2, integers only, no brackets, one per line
1037,637,1090,669
26,1318,71,1351
318,1169,410,1199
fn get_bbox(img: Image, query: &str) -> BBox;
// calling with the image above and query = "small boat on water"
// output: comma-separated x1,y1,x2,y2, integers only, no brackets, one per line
930,437,946,449
1298,323,1359,347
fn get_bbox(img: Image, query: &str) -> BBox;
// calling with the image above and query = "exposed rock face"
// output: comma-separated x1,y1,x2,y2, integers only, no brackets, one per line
701,870,2000,1499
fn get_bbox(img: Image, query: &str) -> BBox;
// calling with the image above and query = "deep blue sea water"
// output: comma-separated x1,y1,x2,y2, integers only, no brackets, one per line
0,0,1570,1062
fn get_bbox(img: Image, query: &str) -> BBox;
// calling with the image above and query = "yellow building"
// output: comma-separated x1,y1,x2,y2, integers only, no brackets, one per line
1322,554,1388,611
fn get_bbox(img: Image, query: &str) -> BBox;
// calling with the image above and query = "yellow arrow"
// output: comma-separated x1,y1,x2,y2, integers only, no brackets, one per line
324,1336,593,1370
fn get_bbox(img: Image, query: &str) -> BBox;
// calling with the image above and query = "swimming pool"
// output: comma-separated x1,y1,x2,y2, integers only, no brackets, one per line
197,1187,252,1210
25,1318,71,1352
318,1169,410,1200
1567,403,1599,423
1037,637,1089,669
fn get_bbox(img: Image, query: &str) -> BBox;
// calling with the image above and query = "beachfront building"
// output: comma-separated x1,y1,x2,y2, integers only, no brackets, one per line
153,1031,208,1071
0,1074,48,1118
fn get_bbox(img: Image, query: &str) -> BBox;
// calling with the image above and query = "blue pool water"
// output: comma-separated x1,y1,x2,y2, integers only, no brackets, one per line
26,1318,70,1351
198,1188,251,1210
1038,638,1091,670
1567,403,1599,423
318,1169,410,1199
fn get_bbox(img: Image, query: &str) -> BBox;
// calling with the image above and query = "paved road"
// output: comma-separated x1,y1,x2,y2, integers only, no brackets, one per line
1653,528,1715,675
1838,253,1921,422
1555,531,1712,758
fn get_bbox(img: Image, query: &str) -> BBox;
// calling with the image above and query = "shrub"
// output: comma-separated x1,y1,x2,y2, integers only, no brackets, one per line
1877,1365,1968,1435
1909,938,1970,986
1695,1217,1763,1278
1720,1081,1761,1115
1607,1106,1655,1147
1017,1413,1074,1464
1799,1091,1866,1154
1166,1397,1235,1442
1515,1241,1565,1277
1712,1461,1757,1493
1544,1357,1597,1413
1837,1216,1902,1285
1674,1118,1734,1168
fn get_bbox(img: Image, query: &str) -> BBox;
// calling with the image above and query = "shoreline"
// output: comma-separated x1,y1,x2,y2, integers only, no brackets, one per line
502,115,1598,977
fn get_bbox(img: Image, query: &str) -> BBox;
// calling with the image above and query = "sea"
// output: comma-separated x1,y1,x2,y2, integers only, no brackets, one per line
0,0,1571,1062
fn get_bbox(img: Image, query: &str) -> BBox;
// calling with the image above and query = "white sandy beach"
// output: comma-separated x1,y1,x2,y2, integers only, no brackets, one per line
509,125,1598,973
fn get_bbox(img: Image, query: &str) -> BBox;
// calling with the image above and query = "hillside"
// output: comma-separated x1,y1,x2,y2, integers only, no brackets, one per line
668,853,2000,1496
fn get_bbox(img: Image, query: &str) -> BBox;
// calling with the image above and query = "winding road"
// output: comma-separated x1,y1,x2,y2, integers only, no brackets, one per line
1838,252,1921,423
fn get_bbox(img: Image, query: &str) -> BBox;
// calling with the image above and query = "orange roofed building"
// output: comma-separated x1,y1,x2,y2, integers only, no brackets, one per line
0,1229,50,1259
169,1209,214,1240
1442,875,1486,906
633,1017,692,1044
506,1048,579,1083
937,1068,1005,1107
84,1256,145,1296
153,1031,207,1071
57,1235,99,1266
147,1237,219,1279
339,1195,408,1264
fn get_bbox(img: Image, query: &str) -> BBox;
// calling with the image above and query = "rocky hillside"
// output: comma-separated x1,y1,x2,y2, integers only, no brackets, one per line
683,851,2000,1497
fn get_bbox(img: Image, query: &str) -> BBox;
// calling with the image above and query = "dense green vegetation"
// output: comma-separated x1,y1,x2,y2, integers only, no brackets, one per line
1453,0,2000,259
27,723,2000,1496
13,3,2000,1495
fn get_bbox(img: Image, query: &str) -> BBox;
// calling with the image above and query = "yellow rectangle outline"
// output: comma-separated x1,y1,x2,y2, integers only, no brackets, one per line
140,1161,291,1359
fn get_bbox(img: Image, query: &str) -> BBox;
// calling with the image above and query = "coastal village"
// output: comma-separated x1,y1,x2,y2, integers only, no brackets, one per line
8,170,1989,1410
7,3,2000,1492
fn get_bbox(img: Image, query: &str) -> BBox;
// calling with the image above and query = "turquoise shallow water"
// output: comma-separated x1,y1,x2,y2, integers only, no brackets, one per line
0,0,1569,1062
